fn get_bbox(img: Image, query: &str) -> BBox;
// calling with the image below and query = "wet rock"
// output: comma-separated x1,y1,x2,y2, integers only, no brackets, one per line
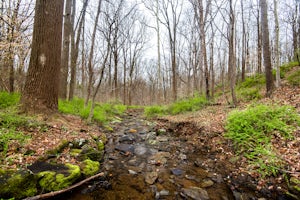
171,168,184,176
160,189,170,196
148,139,158,145
146,132,157,141
200,179,214,188
179,153,187,160
157,136,169,142
115,144,134,153
128,169,138,175
181,187,209,200
145,171,158,184
73,138,88,148
134,144,148,155
119,135,135,143
232,191,242,200
148,152,170,165
211,173,223,183
194,158,204,168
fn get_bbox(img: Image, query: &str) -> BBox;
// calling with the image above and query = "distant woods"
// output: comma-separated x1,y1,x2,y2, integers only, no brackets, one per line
0,0,300,110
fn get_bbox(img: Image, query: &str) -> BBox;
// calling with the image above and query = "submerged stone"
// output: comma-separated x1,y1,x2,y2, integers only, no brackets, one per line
0,169,37,199
181,187,209,200
115,143,135,153
171,168,184,176
145,171,158,184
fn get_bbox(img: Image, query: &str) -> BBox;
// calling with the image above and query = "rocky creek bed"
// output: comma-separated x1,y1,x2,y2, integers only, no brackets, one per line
47,110,297,200
1,109,298,199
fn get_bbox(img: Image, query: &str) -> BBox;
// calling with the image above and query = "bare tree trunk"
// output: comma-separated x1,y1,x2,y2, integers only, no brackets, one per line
156,0,162,104
198,0,210,101
210,32,214,99
85,0,101,106
87,40,110,123
68,0,76,100
60,0,72,99
241,0,246,82
260,0,274,97
273,0,280,88
257,1,262,74
8,0,21,93
228,0,237,106
81,18,86,98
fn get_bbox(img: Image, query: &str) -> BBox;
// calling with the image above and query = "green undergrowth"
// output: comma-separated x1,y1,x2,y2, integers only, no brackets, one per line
237,74,265,101
279,61,299,78
58,98,127,124
225,104,300,177
0,92,20,109
145,95,208,118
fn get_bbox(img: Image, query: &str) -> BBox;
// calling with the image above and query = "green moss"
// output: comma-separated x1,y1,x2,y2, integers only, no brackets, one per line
81,159,100,177
97,140,105,151
70,148,82,156
38,163,81,192
79,145,103,161
0,170,37,199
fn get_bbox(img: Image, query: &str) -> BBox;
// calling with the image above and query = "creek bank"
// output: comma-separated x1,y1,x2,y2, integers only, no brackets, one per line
0,135,105,199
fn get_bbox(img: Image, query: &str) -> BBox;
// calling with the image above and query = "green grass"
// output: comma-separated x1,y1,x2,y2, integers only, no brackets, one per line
0,92,20,109
287,70,300,86
225,104,300,177
144,95,208,118
237,74,265,101
280,61,299,78
58,98,127,124
0,111,38,159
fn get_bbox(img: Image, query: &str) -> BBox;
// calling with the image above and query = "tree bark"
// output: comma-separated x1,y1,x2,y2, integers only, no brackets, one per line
257,3,262,74
228,0,237,106
273,0,280,88
85,0,101,106
260,0,274,97
21,0,64,114
59,0,72,99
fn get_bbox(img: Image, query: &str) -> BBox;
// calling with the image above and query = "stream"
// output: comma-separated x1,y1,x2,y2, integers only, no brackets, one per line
53,110,273,200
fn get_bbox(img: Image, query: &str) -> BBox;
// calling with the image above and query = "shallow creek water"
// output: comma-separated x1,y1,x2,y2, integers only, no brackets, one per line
53,111,265,200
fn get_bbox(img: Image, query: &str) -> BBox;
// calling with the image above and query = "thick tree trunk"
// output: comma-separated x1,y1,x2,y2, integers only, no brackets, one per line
260,0,274,97
21,0,64,114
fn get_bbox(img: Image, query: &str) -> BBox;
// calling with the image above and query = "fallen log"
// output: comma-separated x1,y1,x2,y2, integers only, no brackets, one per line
24,172,105,200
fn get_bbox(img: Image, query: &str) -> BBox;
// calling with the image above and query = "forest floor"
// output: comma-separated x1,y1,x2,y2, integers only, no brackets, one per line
1,76,300,199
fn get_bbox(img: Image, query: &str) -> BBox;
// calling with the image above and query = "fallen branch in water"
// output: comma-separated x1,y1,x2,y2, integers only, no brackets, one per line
24,172,105,200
